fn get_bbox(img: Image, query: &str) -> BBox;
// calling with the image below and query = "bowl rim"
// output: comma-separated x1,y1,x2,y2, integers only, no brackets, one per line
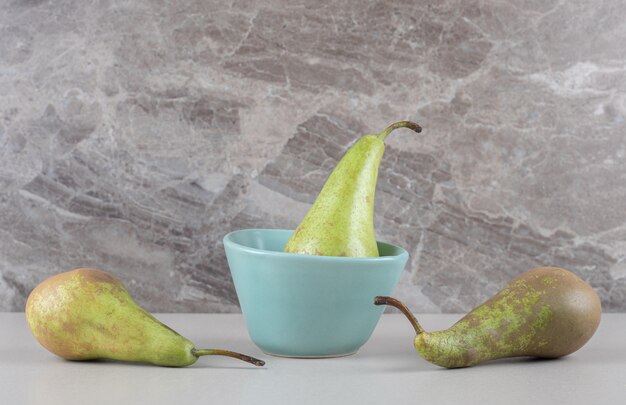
223,228,409,262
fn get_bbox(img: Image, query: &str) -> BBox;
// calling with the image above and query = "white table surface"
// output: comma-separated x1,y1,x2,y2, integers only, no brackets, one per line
1,312,624,405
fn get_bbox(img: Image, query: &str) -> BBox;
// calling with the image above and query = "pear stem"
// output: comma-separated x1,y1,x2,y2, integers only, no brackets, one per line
192,349,265,366
376,121,422,141
374,296,425,335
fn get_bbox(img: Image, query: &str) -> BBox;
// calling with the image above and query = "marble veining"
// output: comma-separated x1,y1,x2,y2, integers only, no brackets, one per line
1,0,625,312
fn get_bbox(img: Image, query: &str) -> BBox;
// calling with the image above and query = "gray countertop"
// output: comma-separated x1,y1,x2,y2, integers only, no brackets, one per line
1,313,624,405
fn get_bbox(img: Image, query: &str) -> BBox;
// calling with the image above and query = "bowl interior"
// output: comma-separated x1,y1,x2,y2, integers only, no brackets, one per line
226,228,406,258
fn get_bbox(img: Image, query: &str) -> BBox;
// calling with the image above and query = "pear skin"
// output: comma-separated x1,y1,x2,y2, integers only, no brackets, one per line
25,268,264,367
284,121,421,257
375,267,601,368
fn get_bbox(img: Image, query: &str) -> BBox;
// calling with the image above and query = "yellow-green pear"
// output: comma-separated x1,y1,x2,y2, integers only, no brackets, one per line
25,268,264,367
375,267,601,368
284,121,422,257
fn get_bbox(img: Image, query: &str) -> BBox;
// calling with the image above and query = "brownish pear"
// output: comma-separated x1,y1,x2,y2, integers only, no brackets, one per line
376,267,601,368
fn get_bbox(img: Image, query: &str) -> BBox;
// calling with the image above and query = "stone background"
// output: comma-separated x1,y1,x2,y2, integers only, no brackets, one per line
1,0,625,312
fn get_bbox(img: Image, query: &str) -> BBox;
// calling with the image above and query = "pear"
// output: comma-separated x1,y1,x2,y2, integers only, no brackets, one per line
375,267,601,368
25,268,264,367
284,120,422,257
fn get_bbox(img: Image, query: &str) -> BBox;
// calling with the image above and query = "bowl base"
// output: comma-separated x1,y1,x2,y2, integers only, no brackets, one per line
262,350,358,359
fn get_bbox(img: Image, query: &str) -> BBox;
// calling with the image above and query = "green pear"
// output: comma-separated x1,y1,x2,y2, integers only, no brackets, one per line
284,120,422,257
25,268,264,367
375,267,601,368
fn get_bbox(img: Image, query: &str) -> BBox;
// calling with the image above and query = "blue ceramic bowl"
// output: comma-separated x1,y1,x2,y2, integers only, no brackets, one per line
224,229,408,358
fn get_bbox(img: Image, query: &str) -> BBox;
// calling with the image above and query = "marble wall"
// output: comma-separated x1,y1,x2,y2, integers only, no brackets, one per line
1,0,625,312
